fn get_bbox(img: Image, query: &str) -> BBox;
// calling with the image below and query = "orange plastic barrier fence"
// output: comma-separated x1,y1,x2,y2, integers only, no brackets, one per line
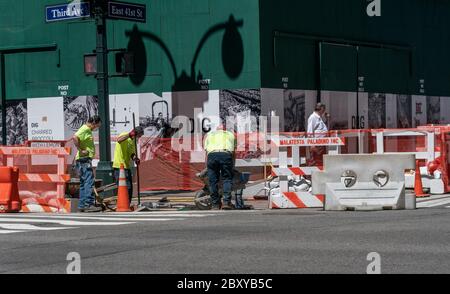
0,146,71,213
0,166,21,213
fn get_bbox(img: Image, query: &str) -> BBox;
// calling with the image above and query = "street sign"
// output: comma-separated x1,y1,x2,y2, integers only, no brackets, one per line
107,1,146,23
46,2,91,22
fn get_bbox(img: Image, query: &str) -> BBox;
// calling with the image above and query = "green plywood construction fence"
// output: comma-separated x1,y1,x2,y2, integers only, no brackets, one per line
0,0,261,100
260,0,450,96
1,0,450,99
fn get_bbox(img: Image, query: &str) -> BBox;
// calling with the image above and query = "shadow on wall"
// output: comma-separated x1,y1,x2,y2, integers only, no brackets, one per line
125,15,245,91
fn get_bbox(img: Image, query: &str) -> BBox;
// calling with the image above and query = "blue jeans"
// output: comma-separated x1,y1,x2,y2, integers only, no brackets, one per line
114,168,133,203
207,152,233,206
76,159,95,209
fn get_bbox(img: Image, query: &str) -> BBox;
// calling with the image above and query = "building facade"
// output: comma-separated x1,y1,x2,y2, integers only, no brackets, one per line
0,0,449,145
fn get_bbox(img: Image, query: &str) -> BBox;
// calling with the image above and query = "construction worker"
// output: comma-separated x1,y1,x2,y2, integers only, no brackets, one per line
204,124,236,210
73,115,102,213
113,126,144,203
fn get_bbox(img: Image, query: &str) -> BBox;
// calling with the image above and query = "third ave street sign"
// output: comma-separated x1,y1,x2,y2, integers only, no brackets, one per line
46,2,90,22
107,1,146,23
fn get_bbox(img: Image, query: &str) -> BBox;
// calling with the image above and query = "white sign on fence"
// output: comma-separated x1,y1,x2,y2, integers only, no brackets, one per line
272,136,346,147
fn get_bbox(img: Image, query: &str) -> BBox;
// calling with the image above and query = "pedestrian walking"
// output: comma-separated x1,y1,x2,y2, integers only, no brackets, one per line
307,103,329,166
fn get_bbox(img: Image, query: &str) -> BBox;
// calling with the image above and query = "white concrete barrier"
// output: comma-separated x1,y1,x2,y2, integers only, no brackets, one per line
312,154,416,211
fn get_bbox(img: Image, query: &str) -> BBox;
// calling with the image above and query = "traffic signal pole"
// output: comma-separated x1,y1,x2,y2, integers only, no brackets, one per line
93,1,114,190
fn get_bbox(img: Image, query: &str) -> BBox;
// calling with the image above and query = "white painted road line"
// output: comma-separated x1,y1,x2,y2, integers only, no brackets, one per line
0,215,186,222
0,212,222,236
105,211,223,216
417,198,450,208
0,218,134,226
0,230,25,234
0,224,77,231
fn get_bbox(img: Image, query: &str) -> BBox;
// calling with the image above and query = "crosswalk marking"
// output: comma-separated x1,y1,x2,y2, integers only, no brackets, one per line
417,198,450,208
0,224,76,231
0,214,209,221
0,215,185,222
0,218,134,226
0,211,220,235
0,230,25,234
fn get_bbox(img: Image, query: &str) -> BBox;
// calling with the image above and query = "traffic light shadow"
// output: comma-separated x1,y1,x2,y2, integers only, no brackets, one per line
125,15,245,92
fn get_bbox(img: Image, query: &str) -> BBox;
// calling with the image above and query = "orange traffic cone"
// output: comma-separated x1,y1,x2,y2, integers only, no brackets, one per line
116,164,131,212
414,160,430,198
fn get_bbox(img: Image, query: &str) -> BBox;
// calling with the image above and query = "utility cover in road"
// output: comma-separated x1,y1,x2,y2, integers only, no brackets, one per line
107,1,146,23
45,2,91,22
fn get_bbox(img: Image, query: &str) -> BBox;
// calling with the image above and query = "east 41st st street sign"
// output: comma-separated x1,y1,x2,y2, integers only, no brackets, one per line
107,1,146,23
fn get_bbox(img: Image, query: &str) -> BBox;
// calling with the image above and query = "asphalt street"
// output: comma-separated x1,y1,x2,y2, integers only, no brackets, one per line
0,197,449,274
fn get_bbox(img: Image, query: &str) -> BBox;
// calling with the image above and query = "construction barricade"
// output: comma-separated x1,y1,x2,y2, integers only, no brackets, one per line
132,126,450,207
312,154,416,211
0,166,21,213
0,146,71,213
371,127,450,195
418,125,450,194
267,133,346,209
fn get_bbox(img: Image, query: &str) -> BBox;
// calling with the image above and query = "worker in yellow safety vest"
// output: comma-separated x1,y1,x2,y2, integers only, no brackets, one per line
113,126,144,203
73,115,102,213
204,124,236,210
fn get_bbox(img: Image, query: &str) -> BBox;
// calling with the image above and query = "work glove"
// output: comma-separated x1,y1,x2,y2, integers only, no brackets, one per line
129,129,137,138
133,157,141,166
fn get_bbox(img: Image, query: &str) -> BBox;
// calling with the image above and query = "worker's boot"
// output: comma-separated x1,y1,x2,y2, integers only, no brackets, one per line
221,203,234,210
211,203,222,210
82,205,102,213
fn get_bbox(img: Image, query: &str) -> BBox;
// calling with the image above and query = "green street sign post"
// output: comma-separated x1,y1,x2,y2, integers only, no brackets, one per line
49,0,146,196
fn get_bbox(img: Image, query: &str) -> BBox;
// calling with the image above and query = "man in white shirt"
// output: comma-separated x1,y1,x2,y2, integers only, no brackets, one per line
306,103,329,166
307,103,328,137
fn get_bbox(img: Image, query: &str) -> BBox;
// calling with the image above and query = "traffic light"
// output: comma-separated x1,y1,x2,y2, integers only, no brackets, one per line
84,53,97,75
115,51,135,75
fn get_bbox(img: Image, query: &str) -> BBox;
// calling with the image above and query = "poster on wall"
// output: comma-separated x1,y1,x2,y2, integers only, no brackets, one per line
27,97,64,142
396,94,412,128
427,96,441,125
219,89,261,133
440,97,450,124
64,95,99,139
109,92,173,138
261,89,317,133
110,93,174,164
6,100,28,145
284,90,306,132
385,94,397,129
139,93,172,137
170,90,221,136
412,95,427,127
320,91,357,130
368,93,386,129
109,94,139,138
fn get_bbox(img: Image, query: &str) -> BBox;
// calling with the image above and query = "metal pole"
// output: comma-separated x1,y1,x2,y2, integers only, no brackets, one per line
132,113,141,206
0,53,6,145
94,1,114,191
356,46,360,129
